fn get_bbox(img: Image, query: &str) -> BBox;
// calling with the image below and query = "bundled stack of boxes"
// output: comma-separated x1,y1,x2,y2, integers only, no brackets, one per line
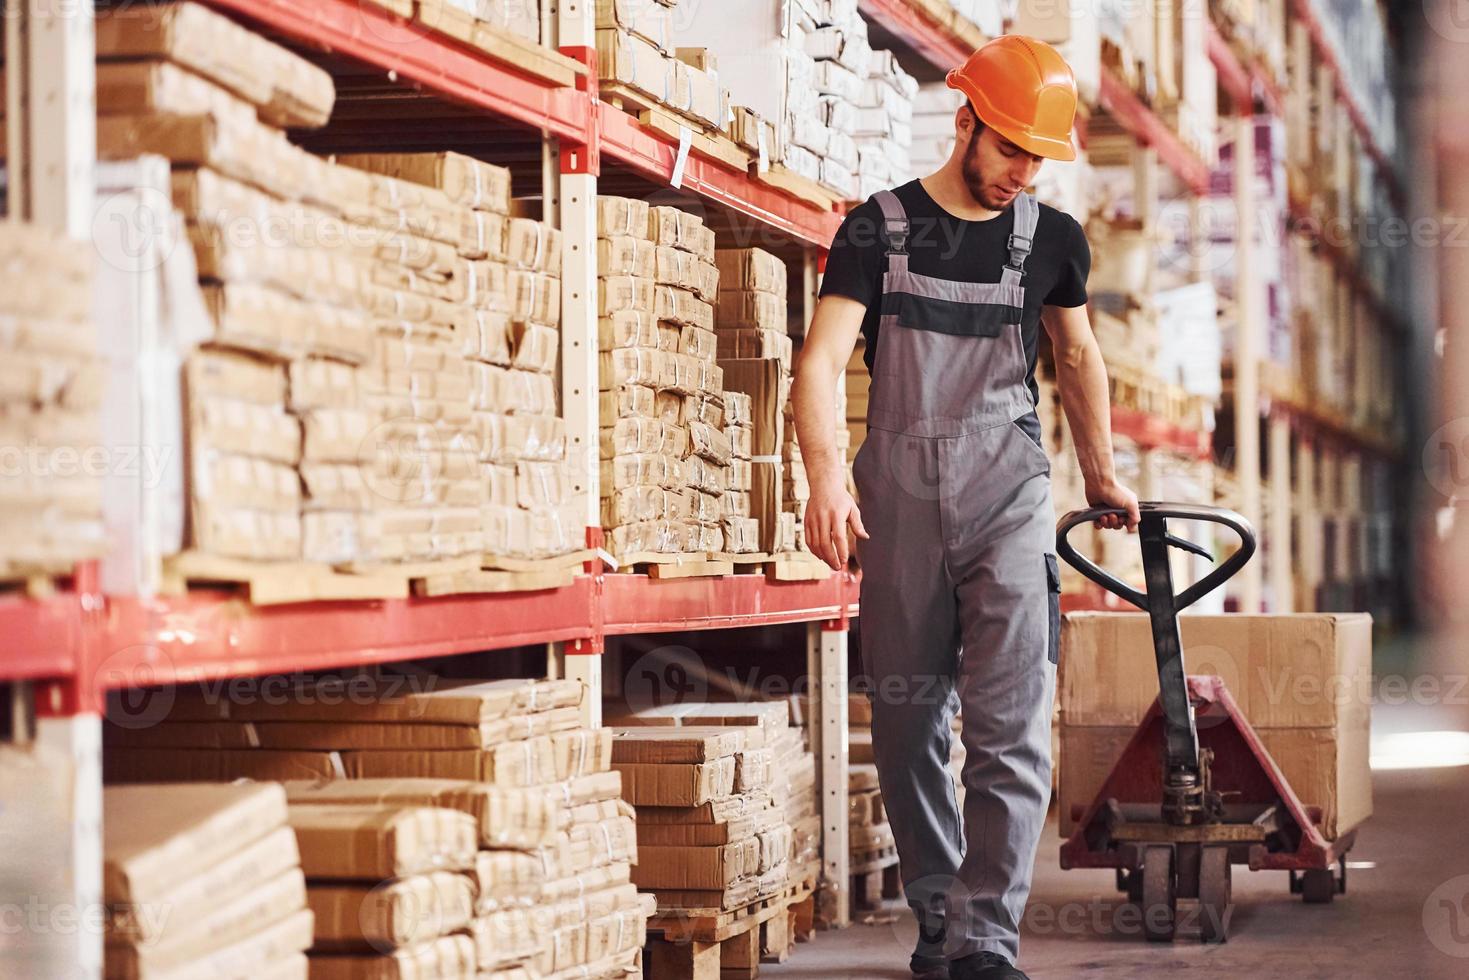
715,247,809,556
93,3,576,567
595,0,727,133
669,0,916,202
598,196,745,560
0,223,105,576
103,783,312,978
606,700,805,914
852,48,918,200
420,0,542,44
337,152,577,563
104,676,653,978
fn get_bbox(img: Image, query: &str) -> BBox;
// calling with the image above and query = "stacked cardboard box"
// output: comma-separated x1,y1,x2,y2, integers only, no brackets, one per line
286,802,479,973
721,391,759,553
715,247,797,554
95,4,576,565
852,48,918,200
595,1,728,132
598,196,737,559
340,151,578,561
427,0,541,44
667,0,915,201
105,676,654,978
605,700,808,912
1057,614,1374,840
103,783,312,979
909,82,962,178
0,223,105,575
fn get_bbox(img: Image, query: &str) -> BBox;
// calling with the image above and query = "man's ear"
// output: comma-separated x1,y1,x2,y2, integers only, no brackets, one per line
955,104,975,142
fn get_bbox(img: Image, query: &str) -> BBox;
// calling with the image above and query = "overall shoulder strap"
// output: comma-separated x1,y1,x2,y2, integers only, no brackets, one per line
872,190,910,257
1006,192,1039,275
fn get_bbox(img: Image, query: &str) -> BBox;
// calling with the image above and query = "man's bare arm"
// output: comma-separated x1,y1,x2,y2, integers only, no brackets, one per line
1042,303,1140,531
793,294,869,569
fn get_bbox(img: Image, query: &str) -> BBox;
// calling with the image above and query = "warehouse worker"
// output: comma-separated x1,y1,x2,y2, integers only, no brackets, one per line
793,35,1139,980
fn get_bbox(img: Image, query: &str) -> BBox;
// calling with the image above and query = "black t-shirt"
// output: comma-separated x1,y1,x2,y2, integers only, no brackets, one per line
820,180,1091,406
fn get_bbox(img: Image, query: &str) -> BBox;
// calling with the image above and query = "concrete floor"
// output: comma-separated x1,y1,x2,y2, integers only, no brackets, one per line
766,711,1469,979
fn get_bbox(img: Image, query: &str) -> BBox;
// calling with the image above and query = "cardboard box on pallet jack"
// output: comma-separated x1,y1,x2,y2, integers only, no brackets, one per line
1057,612,1373,840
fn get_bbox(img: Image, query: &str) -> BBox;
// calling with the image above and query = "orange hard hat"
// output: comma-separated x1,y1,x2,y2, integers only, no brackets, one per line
946,35,1078,162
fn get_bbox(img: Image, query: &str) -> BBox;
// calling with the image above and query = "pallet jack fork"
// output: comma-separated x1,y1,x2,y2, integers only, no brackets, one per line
1054,503,1355,943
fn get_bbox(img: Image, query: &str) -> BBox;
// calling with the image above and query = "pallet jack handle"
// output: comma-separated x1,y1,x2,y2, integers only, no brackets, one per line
1055,502,1257,612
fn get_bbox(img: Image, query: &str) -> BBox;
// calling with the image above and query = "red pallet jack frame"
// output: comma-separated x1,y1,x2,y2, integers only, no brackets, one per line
1054,503,1354,943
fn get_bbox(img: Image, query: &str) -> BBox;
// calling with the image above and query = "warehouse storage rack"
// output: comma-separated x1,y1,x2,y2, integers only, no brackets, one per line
0,2,1403,976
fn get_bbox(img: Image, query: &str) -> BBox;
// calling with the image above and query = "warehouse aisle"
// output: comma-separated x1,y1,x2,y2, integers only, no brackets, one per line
766,709,1469,979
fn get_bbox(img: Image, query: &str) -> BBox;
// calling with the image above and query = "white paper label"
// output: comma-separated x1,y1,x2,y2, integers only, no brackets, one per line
670,126,693,189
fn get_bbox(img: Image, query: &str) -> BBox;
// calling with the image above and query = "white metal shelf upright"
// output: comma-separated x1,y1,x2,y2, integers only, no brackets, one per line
4,3,102,978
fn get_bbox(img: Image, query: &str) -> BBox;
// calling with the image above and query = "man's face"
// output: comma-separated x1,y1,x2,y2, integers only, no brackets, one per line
960,109,1045,211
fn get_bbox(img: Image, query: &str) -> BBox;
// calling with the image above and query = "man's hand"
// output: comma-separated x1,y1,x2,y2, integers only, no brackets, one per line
1086,479,1141,531
805,476,869,570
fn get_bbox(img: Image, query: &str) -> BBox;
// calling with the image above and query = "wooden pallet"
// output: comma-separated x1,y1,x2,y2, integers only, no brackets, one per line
707,552,769,575
412,565,577,597
612,552,735,579
599,83,744,167
849,843,901,912
755,164,844,211
162,552,410,605
765,554,831,582
646,881,808,980
480,548,593,573
0,564,73,599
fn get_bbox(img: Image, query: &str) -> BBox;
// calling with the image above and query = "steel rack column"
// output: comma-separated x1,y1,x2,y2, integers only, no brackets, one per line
554,0,603,725
5,3,100,977
1268,411,1295,611
1295,431,1321,611
808,618,851,926
1232,113,1263,611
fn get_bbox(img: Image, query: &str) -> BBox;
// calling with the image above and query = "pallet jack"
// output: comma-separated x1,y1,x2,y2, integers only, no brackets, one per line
1054,502,1356,943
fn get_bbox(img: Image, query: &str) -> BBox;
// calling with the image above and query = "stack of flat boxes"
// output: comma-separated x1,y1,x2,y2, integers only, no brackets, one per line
852,48,918,201
598,196,736,559
105,677,653,979
336,152,578,562
103,783,312,979
594,0,727,133
0,224,104,575
715,247,796,554
664,0,913,202
909,83,963,177
433,0,541,43
95,2,344,561
606,702,796,913
722,391,760,553
95,2,578,566
797,4,868,200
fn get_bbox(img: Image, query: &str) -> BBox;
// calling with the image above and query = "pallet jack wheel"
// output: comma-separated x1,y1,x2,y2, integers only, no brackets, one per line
1197,846,1232,943
1141,845,1176,942
1116,867,1144,901
1300,867,1337,904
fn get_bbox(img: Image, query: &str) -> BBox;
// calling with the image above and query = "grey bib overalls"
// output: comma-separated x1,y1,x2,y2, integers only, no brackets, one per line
852,189,1062,964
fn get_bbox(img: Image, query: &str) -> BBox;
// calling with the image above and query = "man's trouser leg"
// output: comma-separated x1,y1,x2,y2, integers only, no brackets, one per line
854,430,965,961
943,433,1058,963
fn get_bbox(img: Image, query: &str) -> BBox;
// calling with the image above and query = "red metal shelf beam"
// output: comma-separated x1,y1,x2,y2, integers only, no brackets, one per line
201,0,841,248
202,0,590,144
1097,69,1210,196
857,0,973,72
602,573,859,636
0,593,83,683
90,580,598,694
1206,21,1281,116
599,108,844,249
1111,404,1213,459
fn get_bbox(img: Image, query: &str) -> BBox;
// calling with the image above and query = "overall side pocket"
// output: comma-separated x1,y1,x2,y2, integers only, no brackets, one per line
1045,552,1062,666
